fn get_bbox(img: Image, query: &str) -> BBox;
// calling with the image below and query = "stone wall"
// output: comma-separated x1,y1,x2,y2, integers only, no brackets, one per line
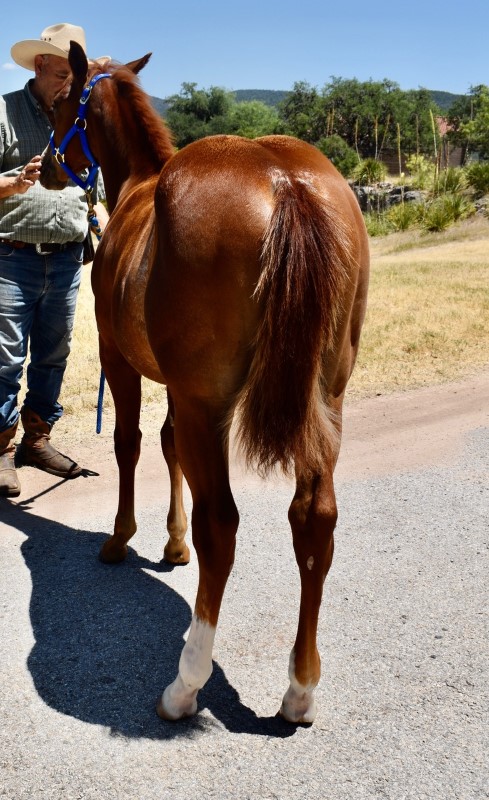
351,183,426,212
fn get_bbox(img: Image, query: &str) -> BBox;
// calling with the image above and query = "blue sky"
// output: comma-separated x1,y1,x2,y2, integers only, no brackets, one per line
1,0,487,100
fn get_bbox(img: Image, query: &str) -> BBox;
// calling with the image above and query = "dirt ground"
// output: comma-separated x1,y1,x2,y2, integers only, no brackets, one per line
335,367,489,482
10,367,489,508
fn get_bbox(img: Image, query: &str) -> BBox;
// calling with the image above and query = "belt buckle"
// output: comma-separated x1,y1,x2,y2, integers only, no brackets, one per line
35,243,51,255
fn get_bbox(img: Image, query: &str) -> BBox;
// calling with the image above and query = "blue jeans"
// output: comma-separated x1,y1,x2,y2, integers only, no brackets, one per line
0,242,83,433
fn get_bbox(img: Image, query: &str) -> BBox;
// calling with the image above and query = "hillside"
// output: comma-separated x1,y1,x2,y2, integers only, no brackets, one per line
233,89,288,106
430,90,464,110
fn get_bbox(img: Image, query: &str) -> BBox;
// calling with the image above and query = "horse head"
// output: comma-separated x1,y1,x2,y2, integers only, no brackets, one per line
40,41,152,193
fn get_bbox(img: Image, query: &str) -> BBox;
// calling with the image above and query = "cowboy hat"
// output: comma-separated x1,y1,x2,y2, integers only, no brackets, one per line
11,23,87,71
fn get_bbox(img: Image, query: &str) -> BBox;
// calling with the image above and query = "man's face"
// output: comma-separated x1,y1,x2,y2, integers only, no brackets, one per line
33,54,72,110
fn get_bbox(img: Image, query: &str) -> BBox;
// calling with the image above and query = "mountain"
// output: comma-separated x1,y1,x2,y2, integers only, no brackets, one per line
150,96,168,116
429,90,464,111
233,89,289,106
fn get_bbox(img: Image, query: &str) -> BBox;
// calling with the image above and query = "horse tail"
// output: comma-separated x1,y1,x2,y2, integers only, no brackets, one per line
237,173,353,477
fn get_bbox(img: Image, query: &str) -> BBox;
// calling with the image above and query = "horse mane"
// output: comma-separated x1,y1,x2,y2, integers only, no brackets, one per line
90,59,175,172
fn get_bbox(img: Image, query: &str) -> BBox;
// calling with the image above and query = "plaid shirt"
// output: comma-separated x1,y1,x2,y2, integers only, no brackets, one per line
0,80,98,243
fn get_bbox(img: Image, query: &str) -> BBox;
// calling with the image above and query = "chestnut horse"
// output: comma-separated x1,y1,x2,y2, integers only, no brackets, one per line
41,42,369,724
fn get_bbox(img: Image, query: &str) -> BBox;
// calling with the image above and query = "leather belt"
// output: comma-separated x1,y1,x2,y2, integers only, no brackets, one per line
0,238,79,255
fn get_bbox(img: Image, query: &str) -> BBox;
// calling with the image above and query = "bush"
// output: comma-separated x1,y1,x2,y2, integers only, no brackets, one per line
386,201,422,231
405,154,436,190
316,135,359,178
433,167,467,196
466,162,489,195
363,212,392,237
441,193,475,221
422,196,455,231
353,158,387,186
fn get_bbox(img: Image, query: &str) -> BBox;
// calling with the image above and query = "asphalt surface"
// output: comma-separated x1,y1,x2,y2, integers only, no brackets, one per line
1,377,487,800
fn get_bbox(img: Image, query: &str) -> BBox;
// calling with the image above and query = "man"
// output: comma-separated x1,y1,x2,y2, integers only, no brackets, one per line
0,23,109,497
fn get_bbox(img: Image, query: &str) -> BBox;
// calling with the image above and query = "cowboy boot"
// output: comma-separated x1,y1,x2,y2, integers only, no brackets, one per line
0,421,21,497
17,407,82,479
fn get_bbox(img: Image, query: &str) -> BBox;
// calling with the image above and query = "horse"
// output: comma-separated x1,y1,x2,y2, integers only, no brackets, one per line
40,41,369,725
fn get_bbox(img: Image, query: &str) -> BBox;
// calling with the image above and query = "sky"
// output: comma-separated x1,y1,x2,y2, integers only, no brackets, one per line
1,0,487,100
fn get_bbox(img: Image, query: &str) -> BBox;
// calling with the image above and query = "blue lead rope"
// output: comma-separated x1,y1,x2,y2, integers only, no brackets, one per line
86,198,106,434
96,368,105,434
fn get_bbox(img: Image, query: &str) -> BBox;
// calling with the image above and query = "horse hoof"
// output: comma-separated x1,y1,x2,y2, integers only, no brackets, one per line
163,542,191,565
99,539,128,564
279,688,317,724
156,689,198,721
278,706,314,726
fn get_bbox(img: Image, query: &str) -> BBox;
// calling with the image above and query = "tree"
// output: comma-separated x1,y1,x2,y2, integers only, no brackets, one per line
165,83,234,147
277,81,328,143
277,78,440,162
448,85,489,161
320,79,437,159
227,101,285,138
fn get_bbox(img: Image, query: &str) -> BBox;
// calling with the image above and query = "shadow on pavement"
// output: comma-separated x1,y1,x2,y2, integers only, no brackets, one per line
2,497,298,740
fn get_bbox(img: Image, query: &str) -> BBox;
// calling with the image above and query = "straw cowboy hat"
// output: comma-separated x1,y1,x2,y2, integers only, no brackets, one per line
11,23,87,71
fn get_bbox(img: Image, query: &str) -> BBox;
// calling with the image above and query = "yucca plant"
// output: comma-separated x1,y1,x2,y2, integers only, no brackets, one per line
433,167,467,196
386,201,421,231
465,162,489,195
422,197,456,231
353,158,387,186
442,193,475,221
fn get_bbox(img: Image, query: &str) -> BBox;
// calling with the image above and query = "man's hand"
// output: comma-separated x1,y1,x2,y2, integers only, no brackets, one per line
13,155,43,193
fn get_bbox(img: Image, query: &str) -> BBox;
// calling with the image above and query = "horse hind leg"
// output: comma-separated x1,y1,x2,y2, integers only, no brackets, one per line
281,460,338,724
157,398,238,720
160,392,189,564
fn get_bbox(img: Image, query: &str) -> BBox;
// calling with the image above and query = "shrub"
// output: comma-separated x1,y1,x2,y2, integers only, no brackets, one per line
466,161,489,195
422,197,456,231
433,167,467,196
441,193,475,221
353,157,387,186
386,201,422,231
405,154,436,190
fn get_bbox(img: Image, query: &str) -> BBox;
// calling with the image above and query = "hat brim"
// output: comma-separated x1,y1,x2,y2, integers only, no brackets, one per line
11,40,73,71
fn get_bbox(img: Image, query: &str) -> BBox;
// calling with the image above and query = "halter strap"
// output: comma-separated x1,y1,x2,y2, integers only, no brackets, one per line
49,73,111,192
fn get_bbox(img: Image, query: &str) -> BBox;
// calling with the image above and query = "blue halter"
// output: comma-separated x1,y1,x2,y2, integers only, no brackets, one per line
49,72,111,192
49,72,111,434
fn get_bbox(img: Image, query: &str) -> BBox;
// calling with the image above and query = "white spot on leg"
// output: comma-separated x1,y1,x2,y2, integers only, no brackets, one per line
158,616,216,720
306,556,314,570
280,649,318,724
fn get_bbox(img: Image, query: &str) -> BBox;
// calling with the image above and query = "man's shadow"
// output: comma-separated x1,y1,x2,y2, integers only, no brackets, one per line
2,490,297,739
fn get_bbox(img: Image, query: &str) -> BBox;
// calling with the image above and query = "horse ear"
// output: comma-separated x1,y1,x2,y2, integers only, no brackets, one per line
68,40,89,85
125,53,152,74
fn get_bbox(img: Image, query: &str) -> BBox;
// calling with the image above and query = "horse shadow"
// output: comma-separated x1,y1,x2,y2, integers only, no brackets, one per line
2,487,297,740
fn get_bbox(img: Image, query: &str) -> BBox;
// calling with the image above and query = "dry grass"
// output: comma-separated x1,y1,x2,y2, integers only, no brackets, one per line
349,215,489,397
22,215,489,437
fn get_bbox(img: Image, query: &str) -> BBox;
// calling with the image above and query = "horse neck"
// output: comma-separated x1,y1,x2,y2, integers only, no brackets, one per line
94,77,174,211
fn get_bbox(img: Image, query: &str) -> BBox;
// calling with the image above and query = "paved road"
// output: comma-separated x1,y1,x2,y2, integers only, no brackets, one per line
1,375,487,800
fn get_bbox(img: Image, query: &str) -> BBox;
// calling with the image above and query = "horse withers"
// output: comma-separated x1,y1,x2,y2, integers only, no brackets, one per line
40,42,369,725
